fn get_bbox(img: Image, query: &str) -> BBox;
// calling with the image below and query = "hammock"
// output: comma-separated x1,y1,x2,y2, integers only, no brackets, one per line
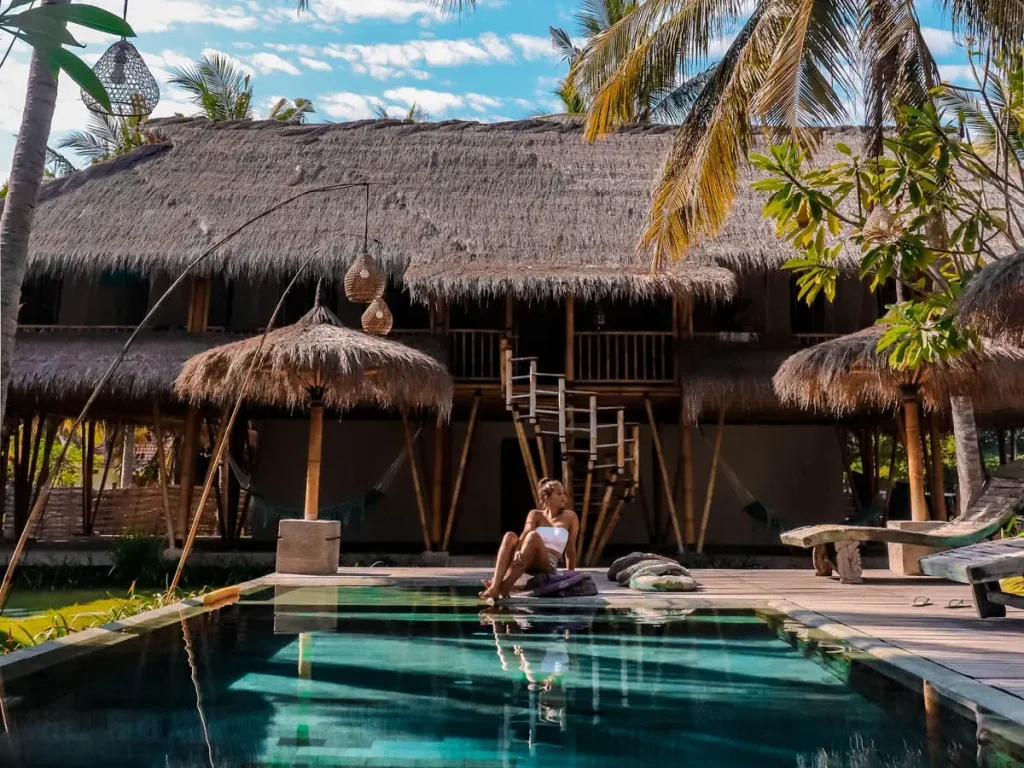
228,427,418,531
696,425,789,535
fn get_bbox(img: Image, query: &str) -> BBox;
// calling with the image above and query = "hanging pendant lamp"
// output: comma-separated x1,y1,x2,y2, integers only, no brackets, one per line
82,1,159,117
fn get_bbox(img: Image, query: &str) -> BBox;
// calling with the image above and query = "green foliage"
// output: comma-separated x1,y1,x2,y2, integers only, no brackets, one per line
107,531,166,585
0,2,135,113
751,51,1023,371
168,53,254,121
57,108,152,164
267,97,315,122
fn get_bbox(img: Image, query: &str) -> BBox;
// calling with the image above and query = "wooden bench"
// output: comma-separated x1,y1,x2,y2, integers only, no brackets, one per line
919,538,1024,618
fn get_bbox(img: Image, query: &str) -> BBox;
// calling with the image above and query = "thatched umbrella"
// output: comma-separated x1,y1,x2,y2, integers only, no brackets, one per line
773,326,1024,522
175,294,453,520
958,250,1024,345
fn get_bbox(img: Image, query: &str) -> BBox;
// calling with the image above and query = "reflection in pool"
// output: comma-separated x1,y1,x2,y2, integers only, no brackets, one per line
0,585,1017,767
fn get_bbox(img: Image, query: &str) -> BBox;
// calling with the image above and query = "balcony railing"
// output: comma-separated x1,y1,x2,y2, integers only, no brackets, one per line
449,328,505,381
794,333,841,347
574,331,674,384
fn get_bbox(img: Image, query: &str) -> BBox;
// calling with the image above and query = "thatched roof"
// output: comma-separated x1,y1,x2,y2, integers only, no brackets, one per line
772,325,1024,413
8,328,242,403
958,250,1024,345
17,118,879,301
678,342,789,421
175,300,453,416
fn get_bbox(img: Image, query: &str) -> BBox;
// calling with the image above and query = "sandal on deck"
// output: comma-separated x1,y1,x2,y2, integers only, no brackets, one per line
946,598,971,609
911,596,933,607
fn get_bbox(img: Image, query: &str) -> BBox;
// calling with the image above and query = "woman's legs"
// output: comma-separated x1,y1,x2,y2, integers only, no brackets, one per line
496,531,552,598
481,531,519,599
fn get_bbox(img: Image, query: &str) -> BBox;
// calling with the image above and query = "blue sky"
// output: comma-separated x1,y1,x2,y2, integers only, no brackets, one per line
0,0,975,177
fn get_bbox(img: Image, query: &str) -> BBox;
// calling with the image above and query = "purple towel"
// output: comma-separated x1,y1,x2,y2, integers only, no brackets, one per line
525,570,597,597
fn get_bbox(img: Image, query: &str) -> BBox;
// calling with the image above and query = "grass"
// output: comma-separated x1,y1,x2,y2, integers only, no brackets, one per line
0,588,132,639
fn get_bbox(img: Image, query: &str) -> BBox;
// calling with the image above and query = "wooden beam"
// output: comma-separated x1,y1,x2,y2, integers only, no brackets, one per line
533,428,549,479
901,387,929,522
565,292,575,381
442,395,480,552
929,412,948,522
579,459,595,547
591,494,628,567
81,421,95,536
304,402,324,521
511,408,540,506
402,414,432,551
176,408,200,544
90,420,122,532
697,407,725,553
152,401,176,549
645,397,684,554
585,480,616,565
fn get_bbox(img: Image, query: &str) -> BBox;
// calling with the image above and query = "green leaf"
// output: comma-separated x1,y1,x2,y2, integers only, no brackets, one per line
38,4,135,36
835,142,852,156
37,43,111,112
8,9,82,46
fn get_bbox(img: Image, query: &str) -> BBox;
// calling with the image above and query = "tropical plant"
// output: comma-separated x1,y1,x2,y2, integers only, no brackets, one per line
372,101,429,121
267,96,315,122
44,145,77,177
168,52,254,121
56,110,151,163
0,1,136,424
108,531,166,585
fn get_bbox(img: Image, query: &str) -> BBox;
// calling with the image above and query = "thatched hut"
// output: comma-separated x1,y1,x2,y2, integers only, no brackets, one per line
773,326,1024,521
958,250,1024,345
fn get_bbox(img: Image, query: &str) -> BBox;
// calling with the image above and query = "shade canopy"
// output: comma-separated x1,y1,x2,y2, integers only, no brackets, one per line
175,300,453,417
957,250,1024,346
772,325,1024,414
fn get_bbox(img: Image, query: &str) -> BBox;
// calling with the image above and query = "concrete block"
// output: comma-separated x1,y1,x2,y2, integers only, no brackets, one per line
276,519,341,576
886,520,949,575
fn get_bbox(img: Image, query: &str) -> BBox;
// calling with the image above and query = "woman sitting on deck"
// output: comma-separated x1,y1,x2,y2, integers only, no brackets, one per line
480,478,579,601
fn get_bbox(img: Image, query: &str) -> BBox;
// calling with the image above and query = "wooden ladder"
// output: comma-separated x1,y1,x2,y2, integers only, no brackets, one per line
503,350,639,565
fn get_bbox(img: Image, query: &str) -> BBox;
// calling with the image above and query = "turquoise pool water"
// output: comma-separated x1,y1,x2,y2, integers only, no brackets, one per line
0,585,1015,767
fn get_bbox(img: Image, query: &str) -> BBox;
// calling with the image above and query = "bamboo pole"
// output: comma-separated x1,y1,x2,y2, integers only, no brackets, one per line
90,420,122,532
585,481,616,565
152,401,176,549
644,398,684,554
80,421,94,535
534,429,549,479
431,421,446,544
304,401,324,521
402,414,432,551
176,408,200,542
682,422,695,546
565,292,575,381
511,409,540,506
591,494,628,566
442,395,480,552
697,407,725,553
929,412,948,522
579,459,595,546
901,387,929,522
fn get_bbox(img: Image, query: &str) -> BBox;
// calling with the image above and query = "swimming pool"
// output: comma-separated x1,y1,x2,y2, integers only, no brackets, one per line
1,584,1020,767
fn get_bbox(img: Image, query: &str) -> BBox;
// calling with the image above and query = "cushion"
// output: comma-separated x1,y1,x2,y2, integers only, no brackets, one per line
630,573,700,592
616,559,690,586
525,570,598,598
607,552,679,581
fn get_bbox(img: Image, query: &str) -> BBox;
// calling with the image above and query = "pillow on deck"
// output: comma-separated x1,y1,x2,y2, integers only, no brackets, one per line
616,560,690,586
607,552,679,581
525,570,598,598
630,573,700,592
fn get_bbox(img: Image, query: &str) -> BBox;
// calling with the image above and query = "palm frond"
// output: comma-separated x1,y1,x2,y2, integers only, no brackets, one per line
371,102,390,119
650,63,719,123
44,146,78,177
549,26,580,62
938,0,1024,55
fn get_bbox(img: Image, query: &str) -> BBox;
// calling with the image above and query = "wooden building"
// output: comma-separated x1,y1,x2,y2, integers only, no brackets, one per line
5,118,889,554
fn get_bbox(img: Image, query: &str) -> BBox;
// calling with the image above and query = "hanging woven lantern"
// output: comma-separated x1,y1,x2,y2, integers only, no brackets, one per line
862,204,899,245
344,253,386,302
83,40,160,117
362,299,393,336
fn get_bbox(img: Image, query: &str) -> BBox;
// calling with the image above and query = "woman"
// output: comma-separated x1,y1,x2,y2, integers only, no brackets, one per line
480,478,579,601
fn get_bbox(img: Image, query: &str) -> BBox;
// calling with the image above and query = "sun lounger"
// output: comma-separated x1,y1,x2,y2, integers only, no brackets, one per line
919,537,1024,618
780,460,1024,583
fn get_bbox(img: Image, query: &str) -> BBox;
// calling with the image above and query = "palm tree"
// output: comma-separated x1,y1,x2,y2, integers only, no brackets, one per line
372,102,430,121
56,111,150,163
168,53,254,121
267,97,315,122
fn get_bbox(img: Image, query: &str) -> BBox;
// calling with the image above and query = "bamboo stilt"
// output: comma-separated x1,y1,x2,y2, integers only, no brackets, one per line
431,422,446,544
697,407,725,553
591,494,628,566
90,420,122,532
81,421,95,535
682,421,695,547
442,395,479,551
304,402,324,521
403,414,432,551
902,387,929,522
511,409,540,506
177,408,200,543
585,481,616,566
152,401,176,549
534,430,549,479
644,398,684,554
929,412,948,522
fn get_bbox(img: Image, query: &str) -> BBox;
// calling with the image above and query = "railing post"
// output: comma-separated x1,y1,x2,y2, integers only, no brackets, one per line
565,292,574,381
528,359,537,422
589,395,598,460
504,346,513,409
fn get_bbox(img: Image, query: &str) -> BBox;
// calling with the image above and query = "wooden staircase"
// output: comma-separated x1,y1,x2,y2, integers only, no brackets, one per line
503,350,639,566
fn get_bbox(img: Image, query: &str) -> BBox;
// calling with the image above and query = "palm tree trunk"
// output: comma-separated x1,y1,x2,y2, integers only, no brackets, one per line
0,0,66,423
950,396,986,514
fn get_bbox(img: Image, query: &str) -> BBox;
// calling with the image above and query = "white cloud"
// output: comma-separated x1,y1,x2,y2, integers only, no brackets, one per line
70,0,257,43
273,0,441,25
300,57,334,72
939,64,974,83
509,34,557,61
383,87,465,114
318,92,379,120
233,41,256,50
317,86,506,121
265,43,319,58
465,93,503,112
324,34,514,81
248,52,302,76
512,98,535,110
922,27,960,57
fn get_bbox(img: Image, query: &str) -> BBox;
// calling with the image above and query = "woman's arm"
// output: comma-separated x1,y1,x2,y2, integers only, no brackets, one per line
564,511,579,570
519,509,540,540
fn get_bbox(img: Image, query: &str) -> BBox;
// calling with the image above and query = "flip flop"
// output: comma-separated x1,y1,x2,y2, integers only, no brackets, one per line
912,596,933,607
946,598,971,609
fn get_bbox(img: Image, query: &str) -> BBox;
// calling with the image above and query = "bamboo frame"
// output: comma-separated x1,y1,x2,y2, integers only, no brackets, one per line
402,414,432,551
511,408,540,506
901,387,929,522
304,402,324,521
152,401,176,549
442,395,480,551
644,397,684,554
697,407,725,553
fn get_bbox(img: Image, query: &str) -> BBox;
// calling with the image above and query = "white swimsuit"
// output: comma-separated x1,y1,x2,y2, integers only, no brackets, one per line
536,526,568,570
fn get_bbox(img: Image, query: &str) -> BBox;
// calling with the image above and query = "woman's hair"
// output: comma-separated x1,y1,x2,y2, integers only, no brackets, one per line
537,478,563,506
